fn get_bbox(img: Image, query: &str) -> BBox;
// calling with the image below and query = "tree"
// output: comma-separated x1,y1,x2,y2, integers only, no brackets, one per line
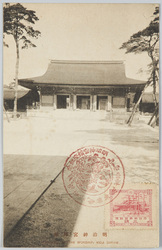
120,6,159,126
3,3,41,118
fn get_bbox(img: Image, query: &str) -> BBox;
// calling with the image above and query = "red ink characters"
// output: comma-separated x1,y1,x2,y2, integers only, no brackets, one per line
62,145,125,207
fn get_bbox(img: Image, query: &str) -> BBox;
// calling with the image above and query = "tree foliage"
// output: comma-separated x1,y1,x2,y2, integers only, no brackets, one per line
120,6,159,126
3,3,41,49
120,6,159,89
3,3,41,118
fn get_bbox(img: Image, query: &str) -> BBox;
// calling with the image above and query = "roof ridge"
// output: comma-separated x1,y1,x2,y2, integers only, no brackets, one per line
49,59,124,64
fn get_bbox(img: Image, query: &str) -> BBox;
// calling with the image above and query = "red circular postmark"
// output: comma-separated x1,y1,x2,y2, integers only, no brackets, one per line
62,145,125,207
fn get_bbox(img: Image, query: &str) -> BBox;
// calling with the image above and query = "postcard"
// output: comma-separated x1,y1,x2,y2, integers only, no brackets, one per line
3,3,159,248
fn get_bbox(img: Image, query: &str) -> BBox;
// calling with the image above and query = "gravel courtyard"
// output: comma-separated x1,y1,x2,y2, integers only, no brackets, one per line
3,110,159,247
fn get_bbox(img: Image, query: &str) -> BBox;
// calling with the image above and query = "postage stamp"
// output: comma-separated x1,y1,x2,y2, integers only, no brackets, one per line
110,189,153,227
104,183,158,230
62,145,125,207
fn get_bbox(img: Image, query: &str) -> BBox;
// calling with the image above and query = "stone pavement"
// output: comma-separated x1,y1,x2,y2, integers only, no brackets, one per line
3,110,159,246
3,155,66,238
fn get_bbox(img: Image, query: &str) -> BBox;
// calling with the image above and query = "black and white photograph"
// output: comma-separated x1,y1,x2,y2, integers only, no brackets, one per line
2,2,160,248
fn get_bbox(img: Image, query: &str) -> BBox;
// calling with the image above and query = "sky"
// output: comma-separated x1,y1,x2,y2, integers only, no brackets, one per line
3,3,158,86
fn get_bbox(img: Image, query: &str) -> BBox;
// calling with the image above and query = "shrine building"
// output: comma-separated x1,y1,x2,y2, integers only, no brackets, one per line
18,60,146,111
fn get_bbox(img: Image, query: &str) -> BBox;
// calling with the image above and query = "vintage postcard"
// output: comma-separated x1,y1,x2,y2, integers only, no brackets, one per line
3,3,159,248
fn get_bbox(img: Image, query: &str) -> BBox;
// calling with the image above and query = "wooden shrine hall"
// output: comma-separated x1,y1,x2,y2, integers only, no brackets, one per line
19,60,146,111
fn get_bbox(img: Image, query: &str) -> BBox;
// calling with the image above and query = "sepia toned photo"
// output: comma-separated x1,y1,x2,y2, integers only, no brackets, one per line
3,3,159,248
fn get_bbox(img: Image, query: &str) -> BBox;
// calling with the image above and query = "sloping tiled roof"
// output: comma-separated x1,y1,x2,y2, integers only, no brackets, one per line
3,84,30,100
19,60,146,87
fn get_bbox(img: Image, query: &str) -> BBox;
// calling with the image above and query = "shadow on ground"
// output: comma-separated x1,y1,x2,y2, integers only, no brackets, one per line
4,153,98,247
75,126,159,151
4,174,82,247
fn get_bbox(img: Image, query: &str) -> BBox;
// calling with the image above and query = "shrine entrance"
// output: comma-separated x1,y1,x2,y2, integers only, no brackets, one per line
57,95,70,109
97,96,107,110
77,96,90,110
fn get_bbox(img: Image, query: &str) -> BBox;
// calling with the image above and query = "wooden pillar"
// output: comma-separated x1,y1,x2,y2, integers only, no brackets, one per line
90,95,93,111
69,95,73,110
40,88,42,106
125,95,128,112
37,90,40,109
106,96,108,111
93,95,97,111
107,95,112,111
53,94,57,110
73,94,76,110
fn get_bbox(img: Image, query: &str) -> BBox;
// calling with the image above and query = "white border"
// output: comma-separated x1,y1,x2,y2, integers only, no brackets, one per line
0,1,161,250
